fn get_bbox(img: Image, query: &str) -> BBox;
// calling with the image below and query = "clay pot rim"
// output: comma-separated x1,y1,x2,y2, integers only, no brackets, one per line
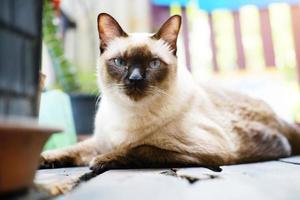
0,117,62,134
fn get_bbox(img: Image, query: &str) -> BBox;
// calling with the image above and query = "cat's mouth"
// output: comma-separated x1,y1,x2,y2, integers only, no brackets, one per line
123,81,148,101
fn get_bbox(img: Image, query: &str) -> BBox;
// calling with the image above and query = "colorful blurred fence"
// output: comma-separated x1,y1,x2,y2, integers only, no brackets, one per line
151,0,300,82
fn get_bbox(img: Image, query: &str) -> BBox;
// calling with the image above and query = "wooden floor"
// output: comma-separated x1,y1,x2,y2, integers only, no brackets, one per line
35,156,300,200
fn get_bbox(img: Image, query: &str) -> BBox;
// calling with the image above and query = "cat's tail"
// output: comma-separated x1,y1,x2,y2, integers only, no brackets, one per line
282,121,300,155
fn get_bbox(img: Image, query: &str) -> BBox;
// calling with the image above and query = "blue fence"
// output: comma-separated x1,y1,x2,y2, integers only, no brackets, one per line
153,0,300,12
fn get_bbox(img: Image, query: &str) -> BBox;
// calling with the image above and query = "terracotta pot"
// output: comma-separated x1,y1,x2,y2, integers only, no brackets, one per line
0,119,61,194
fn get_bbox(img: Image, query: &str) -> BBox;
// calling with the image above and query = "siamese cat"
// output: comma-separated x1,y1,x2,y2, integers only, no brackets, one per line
40,13,300,174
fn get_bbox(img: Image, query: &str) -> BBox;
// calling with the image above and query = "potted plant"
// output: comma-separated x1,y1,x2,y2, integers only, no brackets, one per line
42,0,98,135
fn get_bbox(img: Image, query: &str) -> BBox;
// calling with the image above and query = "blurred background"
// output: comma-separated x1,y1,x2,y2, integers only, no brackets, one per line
32,0,300,148
1,1,300,195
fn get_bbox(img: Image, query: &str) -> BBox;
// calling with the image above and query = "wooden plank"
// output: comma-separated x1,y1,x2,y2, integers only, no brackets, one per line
291,5,300,84
150,4,169,31
232,11,246,70
259,9,276,68
57,157,300,200
181,8,191,71
56,169,187,200
35,167,89,185
208,13,218,72
178,160,300,200
280,156,300,165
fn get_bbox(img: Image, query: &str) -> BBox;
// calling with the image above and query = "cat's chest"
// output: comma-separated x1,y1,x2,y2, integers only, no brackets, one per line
93,99,154,152
95,126,127,153
93,109,129,153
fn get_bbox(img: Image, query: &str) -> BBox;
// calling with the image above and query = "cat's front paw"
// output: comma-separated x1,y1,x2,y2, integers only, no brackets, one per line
39,153,54,169
89,154,120,174
39,152,63,169
39,151,76,169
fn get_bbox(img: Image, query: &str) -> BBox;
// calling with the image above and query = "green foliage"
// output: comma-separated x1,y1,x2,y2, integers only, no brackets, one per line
279,64,297,83
43,0,81,93
77,70,99,95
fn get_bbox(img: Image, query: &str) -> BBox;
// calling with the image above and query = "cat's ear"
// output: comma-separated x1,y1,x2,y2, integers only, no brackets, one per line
97,13,128,53
152,15,181,55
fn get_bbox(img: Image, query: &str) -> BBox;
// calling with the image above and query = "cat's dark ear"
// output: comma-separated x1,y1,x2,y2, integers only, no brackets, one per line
97,13,128,53
152,15,181,55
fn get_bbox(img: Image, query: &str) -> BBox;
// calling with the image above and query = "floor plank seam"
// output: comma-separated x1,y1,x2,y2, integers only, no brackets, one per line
278,160,300,165
160,168,220,184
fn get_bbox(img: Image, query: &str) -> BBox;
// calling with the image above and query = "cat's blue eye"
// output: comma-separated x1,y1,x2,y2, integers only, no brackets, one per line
149,59,160,69
114,58,126,67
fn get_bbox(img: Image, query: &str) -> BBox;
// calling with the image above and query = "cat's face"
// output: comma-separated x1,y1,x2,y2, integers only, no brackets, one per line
97,13,181,102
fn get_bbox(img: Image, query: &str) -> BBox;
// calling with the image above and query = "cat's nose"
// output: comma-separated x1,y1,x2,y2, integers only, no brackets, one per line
129,68,143,81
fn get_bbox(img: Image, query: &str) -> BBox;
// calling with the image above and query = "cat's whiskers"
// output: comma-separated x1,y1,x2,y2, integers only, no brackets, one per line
102,83,125,91
147,85,176,102
102,82,177,102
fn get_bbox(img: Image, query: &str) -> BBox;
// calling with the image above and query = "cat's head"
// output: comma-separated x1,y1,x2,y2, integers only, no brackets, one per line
97,13,181,102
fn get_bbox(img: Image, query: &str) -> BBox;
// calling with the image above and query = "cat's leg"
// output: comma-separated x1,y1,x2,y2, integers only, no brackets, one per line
234,121,292,163
89,145,223,174
40,138,99,168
